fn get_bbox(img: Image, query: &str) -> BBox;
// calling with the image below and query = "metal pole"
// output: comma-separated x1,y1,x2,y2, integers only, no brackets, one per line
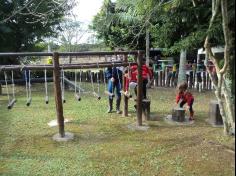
53,52,65,137
137,51,143,126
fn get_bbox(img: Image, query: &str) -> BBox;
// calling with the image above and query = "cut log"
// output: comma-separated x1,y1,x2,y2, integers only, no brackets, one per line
172,108,185,122
142,99,151,121
209,100,223,125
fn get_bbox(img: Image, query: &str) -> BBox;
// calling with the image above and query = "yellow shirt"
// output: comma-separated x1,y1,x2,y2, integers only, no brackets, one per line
47,57,53,64
172,64,177,72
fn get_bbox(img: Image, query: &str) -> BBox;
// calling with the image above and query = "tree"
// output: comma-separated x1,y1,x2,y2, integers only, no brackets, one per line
90,0,147,50
0,0,73,64
204,0,235,135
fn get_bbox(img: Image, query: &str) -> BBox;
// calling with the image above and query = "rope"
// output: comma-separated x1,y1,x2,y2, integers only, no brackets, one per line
128,62,131,91
90,70,95,93
96,62,100,95
4,71,10,103
44,68,49,104
74,69,77,95
25,70,29,99
44,69,48,98
61,67,65,102
79,68,82,95
116,63,122,91
111,62,115,94
28,70,31,99
103,68,107,87
11,70,15,99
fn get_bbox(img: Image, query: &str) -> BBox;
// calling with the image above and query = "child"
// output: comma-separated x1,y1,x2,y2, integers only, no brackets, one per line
123,65,138,96
127,59,152,99
176,82,195,120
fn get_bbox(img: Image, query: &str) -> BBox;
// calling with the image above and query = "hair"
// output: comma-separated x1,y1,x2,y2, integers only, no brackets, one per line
177,82,188,93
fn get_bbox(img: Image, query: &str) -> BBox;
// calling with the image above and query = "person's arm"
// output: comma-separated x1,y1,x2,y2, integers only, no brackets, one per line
176,94,181,104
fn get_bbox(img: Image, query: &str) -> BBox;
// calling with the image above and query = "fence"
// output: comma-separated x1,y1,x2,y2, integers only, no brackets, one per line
152,68,214,91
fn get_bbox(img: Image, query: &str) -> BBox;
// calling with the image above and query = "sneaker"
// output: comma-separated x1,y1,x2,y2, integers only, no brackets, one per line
116,110,122,114
189,117,195,121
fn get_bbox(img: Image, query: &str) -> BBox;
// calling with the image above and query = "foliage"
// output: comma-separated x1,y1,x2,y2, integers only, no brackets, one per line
58,43,110,52
90,0,146,50
91,0,220,55
0,0,72,64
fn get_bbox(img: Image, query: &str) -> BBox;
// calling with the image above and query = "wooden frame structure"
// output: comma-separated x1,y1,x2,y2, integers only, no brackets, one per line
0,51,145,138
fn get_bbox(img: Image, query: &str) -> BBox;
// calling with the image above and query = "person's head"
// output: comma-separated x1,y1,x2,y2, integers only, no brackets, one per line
177,82,188,93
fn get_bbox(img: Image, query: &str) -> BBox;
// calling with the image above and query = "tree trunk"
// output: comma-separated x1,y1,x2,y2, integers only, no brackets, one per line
146,28,150,66
177,49,187,85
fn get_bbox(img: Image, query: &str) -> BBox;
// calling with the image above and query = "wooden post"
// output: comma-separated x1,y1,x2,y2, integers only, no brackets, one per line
189,71,193,89
123,54,128,117
137,51,143,126
53,52,65,138
163,68,166,86
159,71,163,87
209,100,223,125
193,72,196,89
155,71,158,87
206,72,210,90
203,71,206,90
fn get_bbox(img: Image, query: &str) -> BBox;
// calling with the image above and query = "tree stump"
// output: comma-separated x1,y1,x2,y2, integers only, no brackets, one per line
172,108,185,122
209,100,223,125
142,99,151,121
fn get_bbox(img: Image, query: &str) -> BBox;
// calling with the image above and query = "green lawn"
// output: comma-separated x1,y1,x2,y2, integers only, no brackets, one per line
0,83,235,176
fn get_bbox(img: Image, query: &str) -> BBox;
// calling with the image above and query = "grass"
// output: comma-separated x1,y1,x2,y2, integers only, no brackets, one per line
0,83,235,176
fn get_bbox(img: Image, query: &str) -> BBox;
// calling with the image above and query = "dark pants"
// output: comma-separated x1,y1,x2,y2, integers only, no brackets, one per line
180,99,194,113
134,79,148,99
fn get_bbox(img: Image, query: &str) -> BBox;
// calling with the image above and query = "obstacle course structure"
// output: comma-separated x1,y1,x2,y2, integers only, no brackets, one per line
0,51,147,140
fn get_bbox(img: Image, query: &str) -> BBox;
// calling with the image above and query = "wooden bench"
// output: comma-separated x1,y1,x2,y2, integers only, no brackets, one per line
142,99,151,121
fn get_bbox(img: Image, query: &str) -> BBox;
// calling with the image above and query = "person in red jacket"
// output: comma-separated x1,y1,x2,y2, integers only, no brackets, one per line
126,58,152,99
176,82,195,120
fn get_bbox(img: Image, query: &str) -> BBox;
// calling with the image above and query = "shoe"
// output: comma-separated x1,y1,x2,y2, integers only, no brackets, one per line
190,111,194,121
107,98,113,113
116,110,122,114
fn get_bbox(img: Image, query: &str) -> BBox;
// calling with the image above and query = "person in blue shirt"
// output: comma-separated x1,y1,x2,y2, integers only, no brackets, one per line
105,66,123,114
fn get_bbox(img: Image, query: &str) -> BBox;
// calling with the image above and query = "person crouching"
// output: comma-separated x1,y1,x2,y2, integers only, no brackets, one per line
176,82,195,121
